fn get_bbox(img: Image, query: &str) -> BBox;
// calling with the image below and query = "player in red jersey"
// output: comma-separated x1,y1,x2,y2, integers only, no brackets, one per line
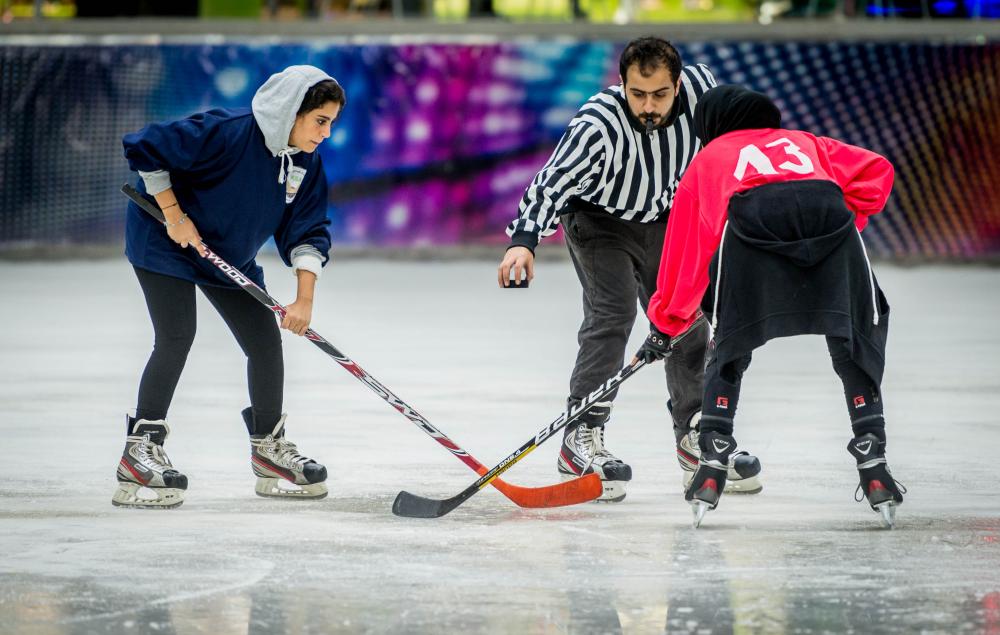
636,85,904,528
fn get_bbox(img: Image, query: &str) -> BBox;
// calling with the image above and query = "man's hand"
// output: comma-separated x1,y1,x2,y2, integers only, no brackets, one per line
281,298,313,336
497,246,535,288
634,326,672,363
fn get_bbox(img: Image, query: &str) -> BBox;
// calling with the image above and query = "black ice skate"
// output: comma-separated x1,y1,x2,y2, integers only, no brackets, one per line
558,421,632,503
676,414,762,495
847,433,905,528
112,417,188,509
244,409,328,499
684,431,737,528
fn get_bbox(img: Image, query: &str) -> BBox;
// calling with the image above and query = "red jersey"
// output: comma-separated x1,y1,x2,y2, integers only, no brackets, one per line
647,128,894,336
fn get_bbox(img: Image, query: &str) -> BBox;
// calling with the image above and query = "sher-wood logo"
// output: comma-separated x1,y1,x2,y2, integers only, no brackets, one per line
206,252,251,287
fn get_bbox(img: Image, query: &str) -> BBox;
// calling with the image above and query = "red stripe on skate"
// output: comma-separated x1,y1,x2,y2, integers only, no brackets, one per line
701,478,718,494
252,455,295,482
559,450,582,475
677,448,698,464
120,458,149,485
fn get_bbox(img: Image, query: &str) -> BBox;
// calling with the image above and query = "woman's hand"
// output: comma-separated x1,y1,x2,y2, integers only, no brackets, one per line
153,190,206,258
165,211,207,258
281,298,313,336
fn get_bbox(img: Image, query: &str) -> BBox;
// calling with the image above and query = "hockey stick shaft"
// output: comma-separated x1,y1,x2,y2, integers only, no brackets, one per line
121,184,601,508
392,358,647,518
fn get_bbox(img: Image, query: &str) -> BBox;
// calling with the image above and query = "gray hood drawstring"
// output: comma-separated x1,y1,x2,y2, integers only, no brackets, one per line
277,148,295,184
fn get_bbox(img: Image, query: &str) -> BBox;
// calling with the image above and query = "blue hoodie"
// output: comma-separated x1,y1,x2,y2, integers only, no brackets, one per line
122,65,337,288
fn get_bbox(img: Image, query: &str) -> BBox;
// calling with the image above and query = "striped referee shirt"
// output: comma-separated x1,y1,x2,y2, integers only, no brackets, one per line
507,64,717,251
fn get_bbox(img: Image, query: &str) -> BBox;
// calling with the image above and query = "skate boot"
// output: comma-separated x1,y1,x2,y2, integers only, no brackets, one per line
244,408,328,499
112,417,187,509
557,402,631,502
684,431,737,528
847,433,905,529
676,412,762,494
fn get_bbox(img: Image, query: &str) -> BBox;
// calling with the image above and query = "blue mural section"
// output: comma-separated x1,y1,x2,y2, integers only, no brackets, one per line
0,39,997,259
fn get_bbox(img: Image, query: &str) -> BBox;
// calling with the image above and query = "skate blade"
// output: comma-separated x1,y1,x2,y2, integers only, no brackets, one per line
724,474,763,495
255,477,328,499
111,482,184,509
684,468,759,495
875,501,897,529
691,501,711,528
561,474,626,503
595,480,627,503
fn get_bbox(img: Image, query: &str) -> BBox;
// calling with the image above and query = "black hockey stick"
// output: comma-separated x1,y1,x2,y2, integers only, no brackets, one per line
392,358,647,518
121,184,602,508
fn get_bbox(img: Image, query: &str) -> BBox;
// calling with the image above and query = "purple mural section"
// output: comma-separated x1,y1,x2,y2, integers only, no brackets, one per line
0,40,997,259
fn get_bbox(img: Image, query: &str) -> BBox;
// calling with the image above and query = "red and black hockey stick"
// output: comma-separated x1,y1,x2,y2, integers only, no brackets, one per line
392,358,647,518
391,315,708,517
122,184,602,508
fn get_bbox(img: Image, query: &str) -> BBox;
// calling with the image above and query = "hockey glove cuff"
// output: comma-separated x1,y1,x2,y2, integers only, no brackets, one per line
636,325,672,363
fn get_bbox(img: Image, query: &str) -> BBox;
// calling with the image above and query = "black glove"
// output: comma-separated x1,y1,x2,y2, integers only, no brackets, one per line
635,325,672,363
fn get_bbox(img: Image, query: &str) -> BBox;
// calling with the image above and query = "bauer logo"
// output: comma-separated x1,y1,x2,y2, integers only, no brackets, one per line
853,396,866,408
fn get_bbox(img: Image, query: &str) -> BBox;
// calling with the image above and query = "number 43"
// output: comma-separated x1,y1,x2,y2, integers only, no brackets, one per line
734,137,815,180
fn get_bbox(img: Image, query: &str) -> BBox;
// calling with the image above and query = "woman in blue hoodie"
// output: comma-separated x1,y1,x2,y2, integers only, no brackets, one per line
113,66,343,509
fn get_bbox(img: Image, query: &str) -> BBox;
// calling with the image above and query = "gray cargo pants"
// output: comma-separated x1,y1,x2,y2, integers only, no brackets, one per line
562,210,708,437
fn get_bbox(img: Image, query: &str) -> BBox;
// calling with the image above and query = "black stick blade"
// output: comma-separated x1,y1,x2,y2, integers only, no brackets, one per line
392,491,449,518
392,487,477,518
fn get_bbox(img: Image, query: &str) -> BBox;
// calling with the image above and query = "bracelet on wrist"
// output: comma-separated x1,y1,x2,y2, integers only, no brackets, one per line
161,202,179,211
163,213,188,228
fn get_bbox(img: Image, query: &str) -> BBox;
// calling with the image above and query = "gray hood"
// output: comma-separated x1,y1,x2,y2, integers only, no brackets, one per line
251,65,337,161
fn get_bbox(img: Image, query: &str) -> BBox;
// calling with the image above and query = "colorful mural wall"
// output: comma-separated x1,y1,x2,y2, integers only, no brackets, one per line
1,39,997,259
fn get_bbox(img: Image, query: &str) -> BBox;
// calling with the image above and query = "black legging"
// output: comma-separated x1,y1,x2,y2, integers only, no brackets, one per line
699,336,886,441
132,266,283,432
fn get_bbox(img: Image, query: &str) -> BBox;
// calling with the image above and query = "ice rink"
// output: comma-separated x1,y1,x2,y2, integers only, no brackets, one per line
2,257,999,634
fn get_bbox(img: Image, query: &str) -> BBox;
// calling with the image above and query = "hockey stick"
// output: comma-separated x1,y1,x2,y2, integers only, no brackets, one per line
392,358,647,518
121,184,602,508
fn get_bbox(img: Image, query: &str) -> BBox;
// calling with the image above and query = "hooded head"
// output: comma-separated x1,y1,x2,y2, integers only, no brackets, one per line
251,65,344,157
693,85,781,146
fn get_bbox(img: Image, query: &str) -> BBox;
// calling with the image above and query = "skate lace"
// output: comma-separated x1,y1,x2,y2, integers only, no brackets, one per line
591,426,615,460
581,426,618,466
684,429,699,455
257,416,310,468
133,435,172,470
271,436,309,468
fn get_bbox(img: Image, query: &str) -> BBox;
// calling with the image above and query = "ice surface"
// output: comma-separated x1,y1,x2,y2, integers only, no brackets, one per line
1,257,998,634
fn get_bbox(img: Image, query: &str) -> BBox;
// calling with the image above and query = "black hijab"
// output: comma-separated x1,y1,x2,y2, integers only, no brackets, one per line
693,85,782,146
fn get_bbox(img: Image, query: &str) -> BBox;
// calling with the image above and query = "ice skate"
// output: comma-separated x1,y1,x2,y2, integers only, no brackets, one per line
244,409,328,499
684,431,736,528
676,413,762,494
558,419,632,503
847,433,905,529
112,417,188,509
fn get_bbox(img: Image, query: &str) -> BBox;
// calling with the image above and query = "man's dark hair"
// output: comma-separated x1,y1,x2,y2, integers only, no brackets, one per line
619,37,682,85
297,80,346,116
